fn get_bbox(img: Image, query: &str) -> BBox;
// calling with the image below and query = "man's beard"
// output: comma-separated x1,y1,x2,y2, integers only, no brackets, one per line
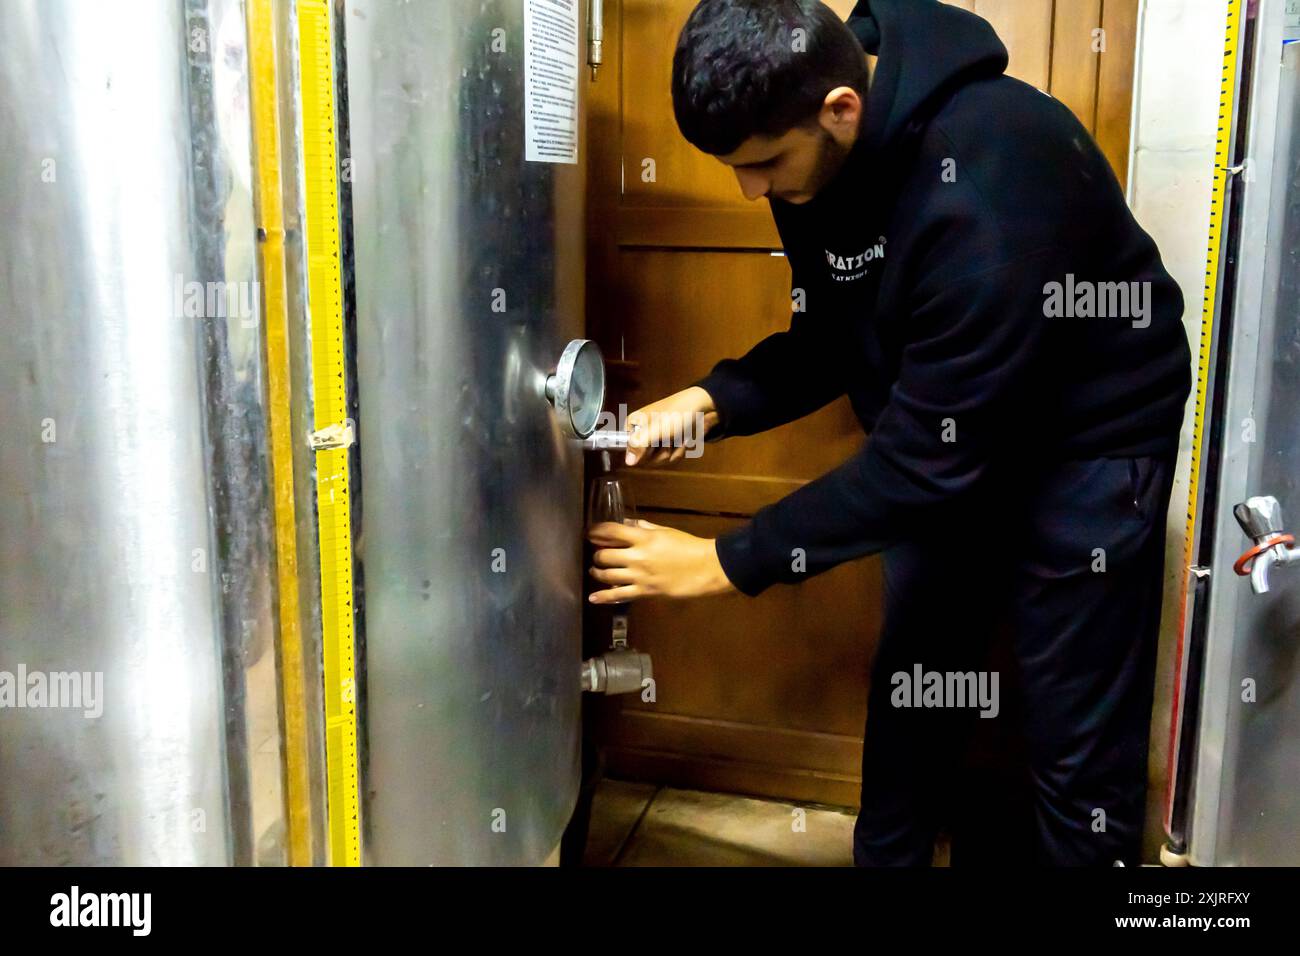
800,132,853,202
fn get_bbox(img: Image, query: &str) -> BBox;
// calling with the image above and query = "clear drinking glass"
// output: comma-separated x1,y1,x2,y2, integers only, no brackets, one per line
586,475,636,530
586,455,637,622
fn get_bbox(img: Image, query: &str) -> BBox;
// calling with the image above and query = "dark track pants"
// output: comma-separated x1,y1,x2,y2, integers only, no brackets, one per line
852,455,1177,867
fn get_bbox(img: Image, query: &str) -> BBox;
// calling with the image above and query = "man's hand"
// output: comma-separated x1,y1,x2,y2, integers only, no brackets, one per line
624,386,720,467
588,519,736,602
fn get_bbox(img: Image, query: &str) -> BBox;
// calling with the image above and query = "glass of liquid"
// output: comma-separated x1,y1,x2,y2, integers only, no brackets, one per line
586,452,637,631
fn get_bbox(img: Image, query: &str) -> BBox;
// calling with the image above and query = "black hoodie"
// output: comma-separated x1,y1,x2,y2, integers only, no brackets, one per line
692,0,1192,597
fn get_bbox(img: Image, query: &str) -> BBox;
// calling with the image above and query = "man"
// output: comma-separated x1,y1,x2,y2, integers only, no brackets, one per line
587,0,1191,866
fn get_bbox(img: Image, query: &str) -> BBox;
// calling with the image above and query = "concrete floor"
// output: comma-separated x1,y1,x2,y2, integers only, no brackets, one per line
582,778,859,866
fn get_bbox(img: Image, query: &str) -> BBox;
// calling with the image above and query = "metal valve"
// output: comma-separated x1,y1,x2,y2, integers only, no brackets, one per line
587,0,604,80
1232,495,1300,594
544,341,636,454
581,647,652,695
580,429,630,452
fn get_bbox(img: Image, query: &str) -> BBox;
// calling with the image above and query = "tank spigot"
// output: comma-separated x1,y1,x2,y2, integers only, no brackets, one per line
581,647,652,695
1233,495,1300,594
580,429,629,452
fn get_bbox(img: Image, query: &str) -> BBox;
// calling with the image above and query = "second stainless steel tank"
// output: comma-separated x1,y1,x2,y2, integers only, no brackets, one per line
344,0,588,865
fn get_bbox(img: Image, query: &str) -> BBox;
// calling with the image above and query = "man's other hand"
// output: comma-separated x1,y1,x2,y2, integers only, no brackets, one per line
588,519,735,602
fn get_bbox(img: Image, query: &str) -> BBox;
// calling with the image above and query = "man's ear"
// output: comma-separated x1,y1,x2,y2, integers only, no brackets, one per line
819,86,862,145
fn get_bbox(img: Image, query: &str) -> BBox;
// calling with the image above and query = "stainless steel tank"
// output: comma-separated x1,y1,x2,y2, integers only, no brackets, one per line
344,0,589,866
1175,3,1300,866
0,0,287,864
1,0,590,868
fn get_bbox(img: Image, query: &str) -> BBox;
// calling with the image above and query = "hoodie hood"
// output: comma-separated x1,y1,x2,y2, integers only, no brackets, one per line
847,0,1009,153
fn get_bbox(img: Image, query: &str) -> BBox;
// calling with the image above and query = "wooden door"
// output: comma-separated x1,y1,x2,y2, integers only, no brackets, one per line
585,0,1141,807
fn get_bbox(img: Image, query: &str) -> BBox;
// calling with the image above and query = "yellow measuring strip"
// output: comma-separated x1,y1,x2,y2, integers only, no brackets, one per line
1169,0,1243,806
298,0,362,867
1179,0,1242,600
247,0,313,867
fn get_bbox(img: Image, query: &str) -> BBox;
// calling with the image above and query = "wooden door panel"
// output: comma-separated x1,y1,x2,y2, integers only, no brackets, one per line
607,248,863,513
975,0,1054,90
616,513,879,733
1050,0,1104,126
621,0,748,211
596,511,880,806
1095,0,1139,185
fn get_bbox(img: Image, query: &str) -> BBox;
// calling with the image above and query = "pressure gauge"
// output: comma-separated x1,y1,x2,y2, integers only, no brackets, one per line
545,338,606,440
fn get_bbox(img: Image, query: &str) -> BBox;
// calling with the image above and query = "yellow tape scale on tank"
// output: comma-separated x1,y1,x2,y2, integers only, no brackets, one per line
298,0,362,867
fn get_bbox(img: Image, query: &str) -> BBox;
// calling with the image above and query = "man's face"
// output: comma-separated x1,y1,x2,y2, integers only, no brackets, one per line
718,125,843,204
716,85,864,205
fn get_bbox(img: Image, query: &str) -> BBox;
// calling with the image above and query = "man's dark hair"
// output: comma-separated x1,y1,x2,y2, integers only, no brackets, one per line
672,0,870,156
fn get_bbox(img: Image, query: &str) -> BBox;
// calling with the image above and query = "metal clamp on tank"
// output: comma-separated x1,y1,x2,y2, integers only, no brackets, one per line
1233,495,1300,594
